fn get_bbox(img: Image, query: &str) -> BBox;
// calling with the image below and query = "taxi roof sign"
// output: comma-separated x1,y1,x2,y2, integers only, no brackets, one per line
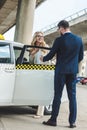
0,34,5,40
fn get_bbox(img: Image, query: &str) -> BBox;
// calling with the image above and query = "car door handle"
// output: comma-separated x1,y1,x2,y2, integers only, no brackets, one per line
4,70,14,73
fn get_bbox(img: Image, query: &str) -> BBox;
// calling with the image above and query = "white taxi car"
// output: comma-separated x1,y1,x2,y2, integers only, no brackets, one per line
0,40,55,114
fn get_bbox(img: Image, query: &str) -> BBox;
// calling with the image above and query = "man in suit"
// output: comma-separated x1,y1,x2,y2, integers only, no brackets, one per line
40,20,84,128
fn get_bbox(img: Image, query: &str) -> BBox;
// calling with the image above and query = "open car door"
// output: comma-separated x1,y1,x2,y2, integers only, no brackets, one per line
13,45,55,106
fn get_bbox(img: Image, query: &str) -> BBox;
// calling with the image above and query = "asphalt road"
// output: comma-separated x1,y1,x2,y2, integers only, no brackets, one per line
0,84,87,130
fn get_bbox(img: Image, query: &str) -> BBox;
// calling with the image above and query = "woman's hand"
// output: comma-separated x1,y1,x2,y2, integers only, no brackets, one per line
40,55,43,62
30,48,39,55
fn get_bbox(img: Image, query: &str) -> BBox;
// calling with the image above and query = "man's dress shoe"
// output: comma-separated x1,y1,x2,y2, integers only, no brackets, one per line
69,124,76,128
42,119,57,126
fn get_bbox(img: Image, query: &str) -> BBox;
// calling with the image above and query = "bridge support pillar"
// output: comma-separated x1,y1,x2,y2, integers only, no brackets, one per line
14,0,36,44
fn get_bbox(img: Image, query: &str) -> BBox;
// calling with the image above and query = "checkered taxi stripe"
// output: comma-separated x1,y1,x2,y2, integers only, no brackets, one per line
16,64,55,70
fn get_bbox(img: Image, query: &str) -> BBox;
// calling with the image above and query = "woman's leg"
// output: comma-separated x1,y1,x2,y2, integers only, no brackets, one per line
34,106,44,118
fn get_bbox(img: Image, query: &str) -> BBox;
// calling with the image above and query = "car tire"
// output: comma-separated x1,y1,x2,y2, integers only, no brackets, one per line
82,83,84,85
30,104,52,115
44,104,52,115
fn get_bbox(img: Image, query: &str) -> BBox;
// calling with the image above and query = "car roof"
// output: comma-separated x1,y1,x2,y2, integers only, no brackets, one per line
0,40,24,48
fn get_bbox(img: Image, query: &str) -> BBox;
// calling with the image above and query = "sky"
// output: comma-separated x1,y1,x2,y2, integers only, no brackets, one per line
4,0,87,40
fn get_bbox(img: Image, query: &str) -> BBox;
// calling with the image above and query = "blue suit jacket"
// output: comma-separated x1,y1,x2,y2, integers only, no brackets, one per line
43,32,84,74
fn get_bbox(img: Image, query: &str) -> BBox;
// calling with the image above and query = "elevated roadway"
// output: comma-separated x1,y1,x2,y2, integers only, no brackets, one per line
0,0,46,34
42,8,87,49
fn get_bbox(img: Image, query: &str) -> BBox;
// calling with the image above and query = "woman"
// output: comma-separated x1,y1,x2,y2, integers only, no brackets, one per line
29,31,47,64
29,31,48,118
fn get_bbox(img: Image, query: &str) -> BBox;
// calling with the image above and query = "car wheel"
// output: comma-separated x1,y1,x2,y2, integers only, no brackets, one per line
30,104,52,115
82,83,84,85
44,104,52,115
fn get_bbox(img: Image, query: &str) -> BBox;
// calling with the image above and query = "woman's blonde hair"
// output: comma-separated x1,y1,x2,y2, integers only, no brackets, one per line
31,31,46,47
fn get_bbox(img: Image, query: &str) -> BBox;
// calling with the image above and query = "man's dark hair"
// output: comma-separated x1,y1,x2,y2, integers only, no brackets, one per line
58,20,69,29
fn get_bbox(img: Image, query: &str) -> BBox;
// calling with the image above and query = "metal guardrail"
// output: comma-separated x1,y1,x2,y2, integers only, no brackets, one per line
41,8,87,34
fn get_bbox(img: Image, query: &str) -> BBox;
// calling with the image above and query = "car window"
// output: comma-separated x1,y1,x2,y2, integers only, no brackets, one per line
22,46,56,65
0,44,11,63
14,46,23,61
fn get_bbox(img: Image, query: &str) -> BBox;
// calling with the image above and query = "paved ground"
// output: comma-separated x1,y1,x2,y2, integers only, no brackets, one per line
0,84,87,130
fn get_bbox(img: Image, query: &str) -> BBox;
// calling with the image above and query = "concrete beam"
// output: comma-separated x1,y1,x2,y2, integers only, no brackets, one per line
0,0,46,34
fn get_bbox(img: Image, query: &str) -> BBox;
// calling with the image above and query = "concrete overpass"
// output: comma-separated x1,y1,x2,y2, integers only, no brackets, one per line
42,8,87,50
0,1,87,48
0,0,46,44
0,0,46,34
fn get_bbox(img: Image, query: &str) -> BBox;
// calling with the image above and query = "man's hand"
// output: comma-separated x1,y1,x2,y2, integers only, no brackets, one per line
40,55,43,62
